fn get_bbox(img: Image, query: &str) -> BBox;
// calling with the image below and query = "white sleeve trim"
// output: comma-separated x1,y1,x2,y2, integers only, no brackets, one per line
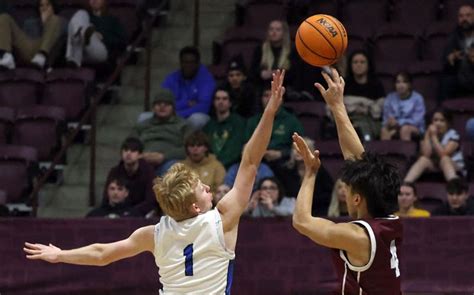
339,220,376,272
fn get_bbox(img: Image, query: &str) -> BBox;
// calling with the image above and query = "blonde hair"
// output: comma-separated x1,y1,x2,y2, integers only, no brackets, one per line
261,20,291,70
327,179,345,217
153,163,200,221
285,136,315,170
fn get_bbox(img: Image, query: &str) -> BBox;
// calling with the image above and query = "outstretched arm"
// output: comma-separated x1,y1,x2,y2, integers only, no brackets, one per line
217,70,285,232
24,225,154,266
315,69,364,160
291,134,368,254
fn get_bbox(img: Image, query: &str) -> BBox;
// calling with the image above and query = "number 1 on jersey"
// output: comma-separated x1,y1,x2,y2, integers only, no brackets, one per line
183,244,194,276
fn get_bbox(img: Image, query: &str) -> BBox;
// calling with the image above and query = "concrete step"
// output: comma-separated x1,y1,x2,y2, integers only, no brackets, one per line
96,104,143,128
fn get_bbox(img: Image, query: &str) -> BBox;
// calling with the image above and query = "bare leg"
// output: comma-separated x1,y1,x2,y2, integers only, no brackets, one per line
400,125,419,141
439,155,458,180
380,126,396,140
404,156,436,182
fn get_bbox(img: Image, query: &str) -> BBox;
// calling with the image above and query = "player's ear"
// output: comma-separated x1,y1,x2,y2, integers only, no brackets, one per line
190,203,201,214
353,193,362,206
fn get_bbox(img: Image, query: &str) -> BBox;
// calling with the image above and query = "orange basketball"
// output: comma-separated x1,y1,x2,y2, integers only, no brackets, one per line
295,14,348,67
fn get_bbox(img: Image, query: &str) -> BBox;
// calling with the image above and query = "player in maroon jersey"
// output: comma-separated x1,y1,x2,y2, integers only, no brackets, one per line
292,68,402,295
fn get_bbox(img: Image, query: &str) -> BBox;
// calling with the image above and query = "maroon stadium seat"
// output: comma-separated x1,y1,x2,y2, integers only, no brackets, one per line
422,22,453,62
0,107,14,144
415,181,447,213
442,97,474,138
373,24,421,64
0,68,43,110
341,0,390,37
408,61,443,114
365,140,417,175
391,0,440,28
243,1,286,28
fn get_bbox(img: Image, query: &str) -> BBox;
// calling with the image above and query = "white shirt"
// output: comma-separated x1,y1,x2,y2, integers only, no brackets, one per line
154,209,235,294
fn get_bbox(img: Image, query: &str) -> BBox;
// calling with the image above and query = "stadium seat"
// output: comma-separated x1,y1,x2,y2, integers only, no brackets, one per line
365,140,417,175
0,68,43,110
442,97,474,138
308,0,339,18
0,145,38,203
415,181,447,213
408,61,443,114
391,0,440,28
341,0,390,36
242,1,286,28
373,24,421,64
0,107,14,144
422,22,452,62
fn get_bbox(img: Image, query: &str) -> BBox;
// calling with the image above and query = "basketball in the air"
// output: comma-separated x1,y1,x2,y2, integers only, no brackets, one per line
295,14,348,67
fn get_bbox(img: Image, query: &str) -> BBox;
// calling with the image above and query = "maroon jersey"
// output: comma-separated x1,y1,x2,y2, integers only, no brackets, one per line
331,216,403,295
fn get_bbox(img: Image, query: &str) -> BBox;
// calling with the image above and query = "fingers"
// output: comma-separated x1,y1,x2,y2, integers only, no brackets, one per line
23,247,41,255
321,71,335,88
314,83,326,95
330,68,340,83
25,242,41,250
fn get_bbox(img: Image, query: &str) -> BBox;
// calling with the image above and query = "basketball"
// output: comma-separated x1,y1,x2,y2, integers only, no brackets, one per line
295,14,348,67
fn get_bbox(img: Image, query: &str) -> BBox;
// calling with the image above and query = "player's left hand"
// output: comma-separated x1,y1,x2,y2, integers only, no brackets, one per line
292,132,321,173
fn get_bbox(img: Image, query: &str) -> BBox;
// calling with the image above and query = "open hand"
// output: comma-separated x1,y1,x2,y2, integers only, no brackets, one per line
265,69,285,115
24,242,62,263
314,68,345,108
292,133,321,173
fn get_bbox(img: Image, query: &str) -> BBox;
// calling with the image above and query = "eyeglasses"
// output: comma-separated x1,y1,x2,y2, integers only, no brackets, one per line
260,186,278,191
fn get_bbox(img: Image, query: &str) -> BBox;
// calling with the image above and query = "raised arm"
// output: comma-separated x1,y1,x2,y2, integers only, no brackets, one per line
291,134,368,254
315,68,364,160
24,225,155,266
217,70,285,232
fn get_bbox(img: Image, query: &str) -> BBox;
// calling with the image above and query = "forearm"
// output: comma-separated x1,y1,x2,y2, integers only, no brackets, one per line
420,135,432,156
241,110,275,167
58,244,110,266
431,137,446,156
293,171,317,227
329,103,364,160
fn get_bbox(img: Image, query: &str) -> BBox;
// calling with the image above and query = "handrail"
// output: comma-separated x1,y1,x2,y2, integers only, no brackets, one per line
193,0,200,47
29,6,164,217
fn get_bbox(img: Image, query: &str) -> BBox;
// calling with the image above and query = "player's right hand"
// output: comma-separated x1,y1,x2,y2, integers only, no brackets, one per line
24,242,62,263
314,67,345,108
292,133,321,174
266,69,285,115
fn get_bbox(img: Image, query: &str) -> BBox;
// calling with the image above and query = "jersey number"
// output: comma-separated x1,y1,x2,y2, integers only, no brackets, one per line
183,244,194,276
390,240,400,277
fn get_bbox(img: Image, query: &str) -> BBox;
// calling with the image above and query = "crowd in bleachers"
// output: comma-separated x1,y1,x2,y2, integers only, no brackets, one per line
0,0,474,219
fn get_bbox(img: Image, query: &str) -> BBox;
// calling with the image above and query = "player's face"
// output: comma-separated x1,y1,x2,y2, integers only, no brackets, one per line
153,101,174,120
447,192,468,209
432,112,448,134
227,70,246,89
194,181,213,213
351,54,368,77
268,21,284,44
398,185,416,211
395,74,411,98
458,6,473,29
121,148,140,165
107,181,129,205
187,144,207,163
213,90,232,113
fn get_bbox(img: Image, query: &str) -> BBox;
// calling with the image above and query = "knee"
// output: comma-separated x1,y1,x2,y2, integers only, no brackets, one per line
440,155,452,165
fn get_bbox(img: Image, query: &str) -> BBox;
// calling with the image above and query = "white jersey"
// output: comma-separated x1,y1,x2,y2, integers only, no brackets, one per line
154,209,235,295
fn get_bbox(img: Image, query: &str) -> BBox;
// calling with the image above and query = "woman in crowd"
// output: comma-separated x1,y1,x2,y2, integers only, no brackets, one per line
246,177,295,217
394,182,430,217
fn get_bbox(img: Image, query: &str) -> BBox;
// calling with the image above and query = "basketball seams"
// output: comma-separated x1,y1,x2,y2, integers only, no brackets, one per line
296,29,335,66
303,20,338,59
326,15,347,56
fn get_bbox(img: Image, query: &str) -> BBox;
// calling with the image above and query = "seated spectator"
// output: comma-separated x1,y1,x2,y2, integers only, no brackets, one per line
394,182,430,217
250,19,295,90
467,117,474,141
343,50,386,141
381,72,426,141
405,110,466,182
246,177,295,217
102,137,158,217
327,179,349,218
245,84,304,181
162,46,216,130
203,88,246,169
87,177,140,218
0,0,63,69
440,4,474,100
457,44,474,96
131,90,192,176
224,162,274,190
220,56,258,118
181,131,226,193
282,136,333,216
433,178,474,216
214,183,230,206
66,0,126,67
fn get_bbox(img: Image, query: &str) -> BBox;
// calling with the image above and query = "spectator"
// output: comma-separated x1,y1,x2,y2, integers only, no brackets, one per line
467,117,474,141
102,137,158,217
203,88,246,169
457,44,474,96
394,182,430,217
66,0,126,67
433,178,474,216
220,56,258,118
405,110,466,182
244,84,304,181
246,176,295,217
214,183,230,206
131,90,192,176
87,177,140,218
343,50,386,141
224,162,274,190
282,136,333,216
440,4,474,99
380,72,426,141
327,179,349,217
162,46,216,130
250,20,295,89
181,131,226,193
0,0,63,70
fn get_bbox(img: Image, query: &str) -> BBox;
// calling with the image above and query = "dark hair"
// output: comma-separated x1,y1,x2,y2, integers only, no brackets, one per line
213,87,231,102
257,176,285,203
395,71,412,84
106,176,129,191
346,50,376,82
446,178,468,195
340,152,400,217
179,46,200,62
400,181,417,196
432,109,453,126
185,131,211,152
121,137,144,153
37,0,60,15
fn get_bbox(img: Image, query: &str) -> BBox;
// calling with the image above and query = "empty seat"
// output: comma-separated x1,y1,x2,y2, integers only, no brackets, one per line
341,0,390,36
373,24,421,64
365,140,417,175
308,0,339,18
408,61,443,114
442,97,474,138
0,145,38,203
0,107,14,144
243,1,286,27
43,68,95,121
0,68,44,110
422,22,452,62
284,101,326,117
391,0,440,28
415,181,447,213
12,105,66,162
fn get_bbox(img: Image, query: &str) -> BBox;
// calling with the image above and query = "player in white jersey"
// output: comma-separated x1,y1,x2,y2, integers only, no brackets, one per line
23,70,287,294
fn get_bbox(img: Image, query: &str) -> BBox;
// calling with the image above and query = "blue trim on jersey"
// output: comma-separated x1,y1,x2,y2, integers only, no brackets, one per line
225,259,235,295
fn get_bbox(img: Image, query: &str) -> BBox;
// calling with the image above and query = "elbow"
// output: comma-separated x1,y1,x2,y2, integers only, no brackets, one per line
92,244,111,266
292,215,308,235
